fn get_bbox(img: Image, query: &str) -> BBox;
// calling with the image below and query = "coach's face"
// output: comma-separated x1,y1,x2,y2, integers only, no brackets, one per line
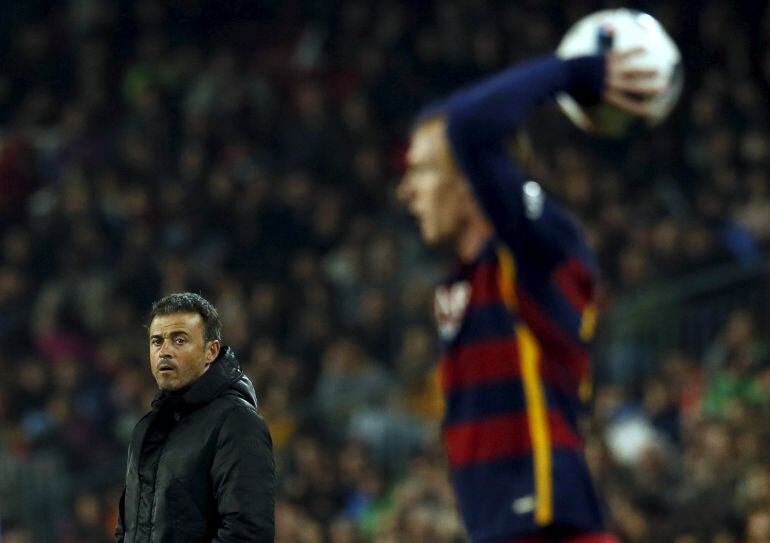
149,312,220,391
398,118,471,245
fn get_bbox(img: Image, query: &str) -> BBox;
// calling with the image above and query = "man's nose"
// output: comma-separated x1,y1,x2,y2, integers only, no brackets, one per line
158,340,172,357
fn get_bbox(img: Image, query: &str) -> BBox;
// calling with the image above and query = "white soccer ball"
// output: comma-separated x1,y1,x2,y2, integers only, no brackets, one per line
556,9,683,137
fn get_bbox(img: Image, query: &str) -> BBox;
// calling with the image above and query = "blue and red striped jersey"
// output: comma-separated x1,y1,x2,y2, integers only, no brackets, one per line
432,55,609,542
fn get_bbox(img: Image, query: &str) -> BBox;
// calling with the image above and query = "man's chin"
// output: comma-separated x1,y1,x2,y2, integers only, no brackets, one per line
156,376,182,391
422,228,453,249
420,226,439,244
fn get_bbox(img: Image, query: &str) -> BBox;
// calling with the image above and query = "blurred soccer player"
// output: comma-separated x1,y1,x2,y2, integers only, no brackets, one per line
398,51,662,542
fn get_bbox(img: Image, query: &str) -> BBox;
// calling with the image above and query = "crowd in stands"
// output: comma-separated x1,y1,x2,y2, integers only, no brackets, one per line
0,1,769,541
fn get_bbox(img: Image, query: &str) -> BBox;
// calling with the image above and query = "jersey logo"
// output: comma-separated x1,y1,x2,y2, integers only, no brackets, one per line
523,180,544,220
512,494,536,515
434,281,472,341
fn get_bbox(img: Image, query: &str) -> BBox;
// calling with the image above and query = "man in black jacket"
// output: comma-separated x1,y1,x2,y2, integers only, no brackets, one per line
116,292,275,543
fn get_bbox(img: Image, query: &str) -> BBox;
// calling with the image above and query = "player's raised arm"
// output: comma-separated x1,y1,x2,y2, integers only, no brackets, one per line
446,55,605,147
445,51,660,148
438,53,659,269
434,56,603,269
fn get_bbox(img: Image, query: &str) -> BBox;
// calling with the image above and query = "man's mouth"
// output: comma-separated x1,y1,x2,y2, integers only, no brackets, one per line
157,363,176,374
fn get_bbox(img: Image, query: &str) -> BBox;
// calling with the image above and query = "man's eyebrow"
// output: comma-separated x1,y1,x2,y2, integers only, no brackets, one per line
149,330,190,338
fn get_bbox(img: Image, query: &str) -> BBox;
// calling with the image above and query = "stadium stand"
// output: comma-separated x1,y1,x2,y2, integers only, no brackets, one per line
0,1,768,541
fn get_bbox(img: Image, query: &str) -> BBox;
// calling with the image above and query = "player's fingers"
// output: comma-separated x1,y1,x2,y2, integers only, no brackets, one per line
611,47,646,61
604,89,655,118
607,78,664,96
618,67,658,79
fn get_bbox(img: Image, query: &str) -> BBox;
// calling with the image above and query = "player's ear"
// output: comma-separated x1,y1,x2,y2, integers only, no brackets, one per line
205,340,221,365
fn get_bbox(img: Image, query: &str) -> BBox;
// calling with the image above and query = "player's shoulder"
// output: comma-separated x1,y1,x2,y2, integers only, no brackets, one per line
520,179,548,222
506,178,597,271
519,179,585,242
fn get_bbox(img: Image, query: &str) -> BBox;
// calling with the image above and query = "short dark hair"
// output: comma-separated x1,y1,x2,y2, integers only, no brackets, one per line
148,292,222,342
410,105,447,135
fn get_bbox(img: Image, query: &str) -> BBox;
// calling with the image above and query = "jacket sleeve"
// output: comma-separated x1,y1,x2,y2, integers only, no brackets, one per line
445,55,605,270
211,406,276,543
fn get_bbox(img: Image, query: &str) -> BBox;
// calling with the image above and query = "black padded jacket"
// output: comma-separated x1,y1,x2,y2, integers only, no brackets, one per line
115,346,275,543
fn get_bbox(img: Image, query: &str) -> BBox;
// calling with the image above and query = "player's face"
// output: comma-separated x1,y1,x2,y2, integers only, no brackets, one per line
148,312,219,391
398,119,469,245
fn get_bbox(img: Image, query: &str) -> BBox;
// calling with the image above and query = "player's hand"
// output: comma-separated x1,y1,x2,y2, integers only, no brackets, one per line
602,48,664,119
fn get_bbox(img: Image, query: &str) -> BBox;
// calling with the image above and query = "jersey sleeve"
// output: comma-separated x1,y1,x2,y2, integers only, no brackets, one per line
445,55,604,270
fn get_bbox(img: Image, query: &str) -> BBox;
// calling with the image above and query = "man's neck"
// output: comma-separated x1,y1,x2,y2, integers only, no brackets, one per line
456,216,493,263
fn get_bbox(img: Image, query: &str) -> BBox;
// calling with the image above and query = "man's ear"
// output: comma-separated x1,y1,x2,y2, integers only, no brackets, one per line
205,340,221,366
